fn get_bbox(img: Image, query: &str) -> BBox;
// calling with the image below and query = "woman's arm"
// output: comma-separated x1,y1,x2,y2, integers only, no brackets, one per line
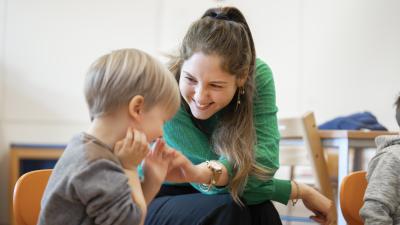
249,60,336,224
163,106,232,193
240,59,291,204
291,181,336,224
166,150,229,186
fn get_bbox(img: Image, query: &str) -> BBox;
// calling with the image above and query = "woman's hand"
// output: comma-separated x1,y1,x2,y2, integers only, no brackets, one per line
165,149,229,186
296,183,337,225
114,128,149,170
165,150,200,183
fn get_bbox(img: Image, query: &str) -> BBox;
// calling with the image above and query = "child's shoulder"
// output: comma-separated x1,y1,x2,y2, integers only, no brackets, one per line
80,133,119,162
55,132,120,172
367,136,400,177
374,135,400,157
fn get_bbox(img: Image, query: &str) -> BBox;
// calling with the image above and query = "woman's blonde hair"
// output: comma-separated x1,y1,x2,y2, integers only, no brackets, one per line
85,48,180,120
169,7,273,205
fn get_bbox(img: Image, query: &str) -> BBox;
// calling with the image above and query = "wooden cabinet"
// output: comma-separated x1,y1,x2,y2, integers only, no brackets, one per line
9,144,65,225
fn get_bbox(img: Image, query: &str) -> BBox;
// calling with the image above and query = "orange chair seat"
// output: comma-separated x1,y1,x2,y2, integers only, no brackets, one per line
13,169,52,225
340,171,367,225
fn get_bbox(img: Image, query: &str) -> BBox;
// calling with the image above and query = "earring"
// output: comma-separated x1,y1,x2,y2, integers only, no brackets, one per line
236,87,245,110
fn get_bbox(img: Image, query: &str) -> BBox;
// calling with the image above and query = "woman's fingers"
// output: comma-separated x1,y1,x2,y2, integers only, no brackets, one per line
301,185,337,225
164,145,175,155
164,146,176,160
309,215,325,224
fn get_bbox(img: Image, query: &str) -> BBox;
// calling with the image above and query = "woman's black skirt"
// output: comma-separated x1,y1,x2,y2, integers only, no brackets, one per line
144,185,283,225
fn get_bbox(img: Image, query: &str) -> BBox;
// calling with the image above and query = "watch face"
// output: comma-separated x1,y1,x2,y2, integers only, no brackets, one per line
209,161,222,171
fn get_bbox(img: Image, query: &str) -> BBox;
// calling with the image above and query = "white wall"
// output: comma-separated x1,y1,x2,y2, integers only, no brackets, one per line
300,0,400,128
0,0,8,222
1,0,400,224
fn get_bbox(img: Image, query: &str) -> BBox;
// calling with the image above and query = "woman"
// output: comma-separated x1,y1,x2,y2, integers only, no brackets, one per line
145,6,336,225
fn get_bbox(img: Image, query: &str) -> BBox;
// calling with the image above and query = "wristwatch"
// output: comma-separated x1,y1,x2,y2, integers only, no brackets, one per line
200,160,223,191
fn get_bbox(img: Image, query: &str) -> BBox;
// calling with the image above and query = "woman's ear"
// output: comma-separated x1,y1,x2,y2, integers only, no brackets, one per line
128,95,145,121
236,75,248,87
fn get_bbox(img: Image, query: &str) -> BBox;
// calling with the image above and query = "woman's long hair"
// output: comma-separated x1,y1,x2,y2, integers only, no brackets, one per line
169,7,273,205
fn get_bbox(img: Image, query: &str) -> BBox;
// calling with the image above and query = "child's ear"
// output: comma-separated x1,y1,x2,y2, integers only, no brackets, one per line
128,95,145,121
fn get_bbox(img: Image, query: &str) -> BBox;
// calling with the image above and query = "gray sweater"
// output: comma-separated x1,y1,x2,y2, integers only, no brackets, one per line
360,134,400,225
38,133,142,225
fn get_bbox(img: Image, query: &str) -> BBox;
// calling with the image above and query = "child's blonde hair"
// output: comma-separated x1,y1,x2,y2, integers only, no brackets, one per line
85,48,180,120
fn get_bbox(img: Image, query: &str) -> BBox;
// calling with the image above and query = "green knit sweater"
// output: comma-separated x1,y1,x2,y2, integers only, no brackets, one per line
163,58,291,205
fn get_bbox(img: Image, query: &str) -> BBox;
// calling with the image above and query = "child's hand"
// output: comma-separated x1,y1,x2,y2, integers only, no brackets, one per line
141,139,176,204
114,128,149,170
141,138,175,185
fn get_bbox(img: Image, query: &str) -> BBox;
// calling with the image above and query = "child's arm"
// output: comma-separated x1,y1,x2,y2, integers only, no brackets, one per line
124,169,147,225
114,128,149,225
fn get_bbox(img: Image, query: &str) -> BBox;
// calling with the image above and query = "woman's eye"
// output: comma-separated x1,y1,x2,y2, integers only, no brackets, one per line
186,77,196,83
211,84,223,88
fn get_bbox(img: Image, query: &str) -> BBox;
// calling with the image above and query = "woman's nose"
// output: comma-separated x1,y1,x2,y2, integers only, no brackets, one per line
194,86,208,102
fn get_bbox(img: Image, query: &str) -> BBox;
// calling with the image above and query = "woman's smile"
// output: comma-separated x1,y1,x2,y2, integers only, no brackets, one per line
179,52,238,120
193,100,214,110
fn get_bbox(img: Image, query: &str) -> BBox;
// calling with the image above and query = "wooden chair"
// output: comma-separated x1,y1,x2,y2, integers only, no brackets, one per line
340,171,367,225
278,112,335,201
13,169,52,225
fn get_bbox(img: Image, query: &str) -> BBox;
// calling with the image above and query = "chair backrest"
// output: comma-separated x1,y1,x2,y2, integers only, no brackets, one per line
279,115,310,166
279,112,334,201
13,169,52,225
340,171,367,225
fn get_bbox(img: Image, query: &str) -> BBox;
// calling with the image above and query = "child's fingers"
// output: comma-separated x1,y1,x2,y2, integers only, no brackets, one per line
141,132,148,146
123,127,134,149
114,141,123,153
150,139,158,152
143,146,150,158
155,140,166,157
151,138,163,153
139,131,147,150
138,131,149,156
132,129,142,152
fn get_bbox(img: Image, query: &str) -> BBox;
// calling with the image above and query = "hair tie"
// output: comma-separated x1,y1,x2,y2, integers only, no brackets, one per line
208,12,230,21
215,14,229,20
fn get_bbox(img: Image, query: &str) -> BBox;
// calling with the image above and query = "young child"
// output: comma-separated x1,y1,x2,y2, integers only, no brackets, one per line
38,48,181,225
360,95,400,224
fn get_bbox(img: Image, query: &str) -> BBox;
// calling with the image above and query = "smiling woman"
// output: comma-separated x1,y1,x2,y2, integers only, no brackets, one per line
179,52,239,120
144,6,336,225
